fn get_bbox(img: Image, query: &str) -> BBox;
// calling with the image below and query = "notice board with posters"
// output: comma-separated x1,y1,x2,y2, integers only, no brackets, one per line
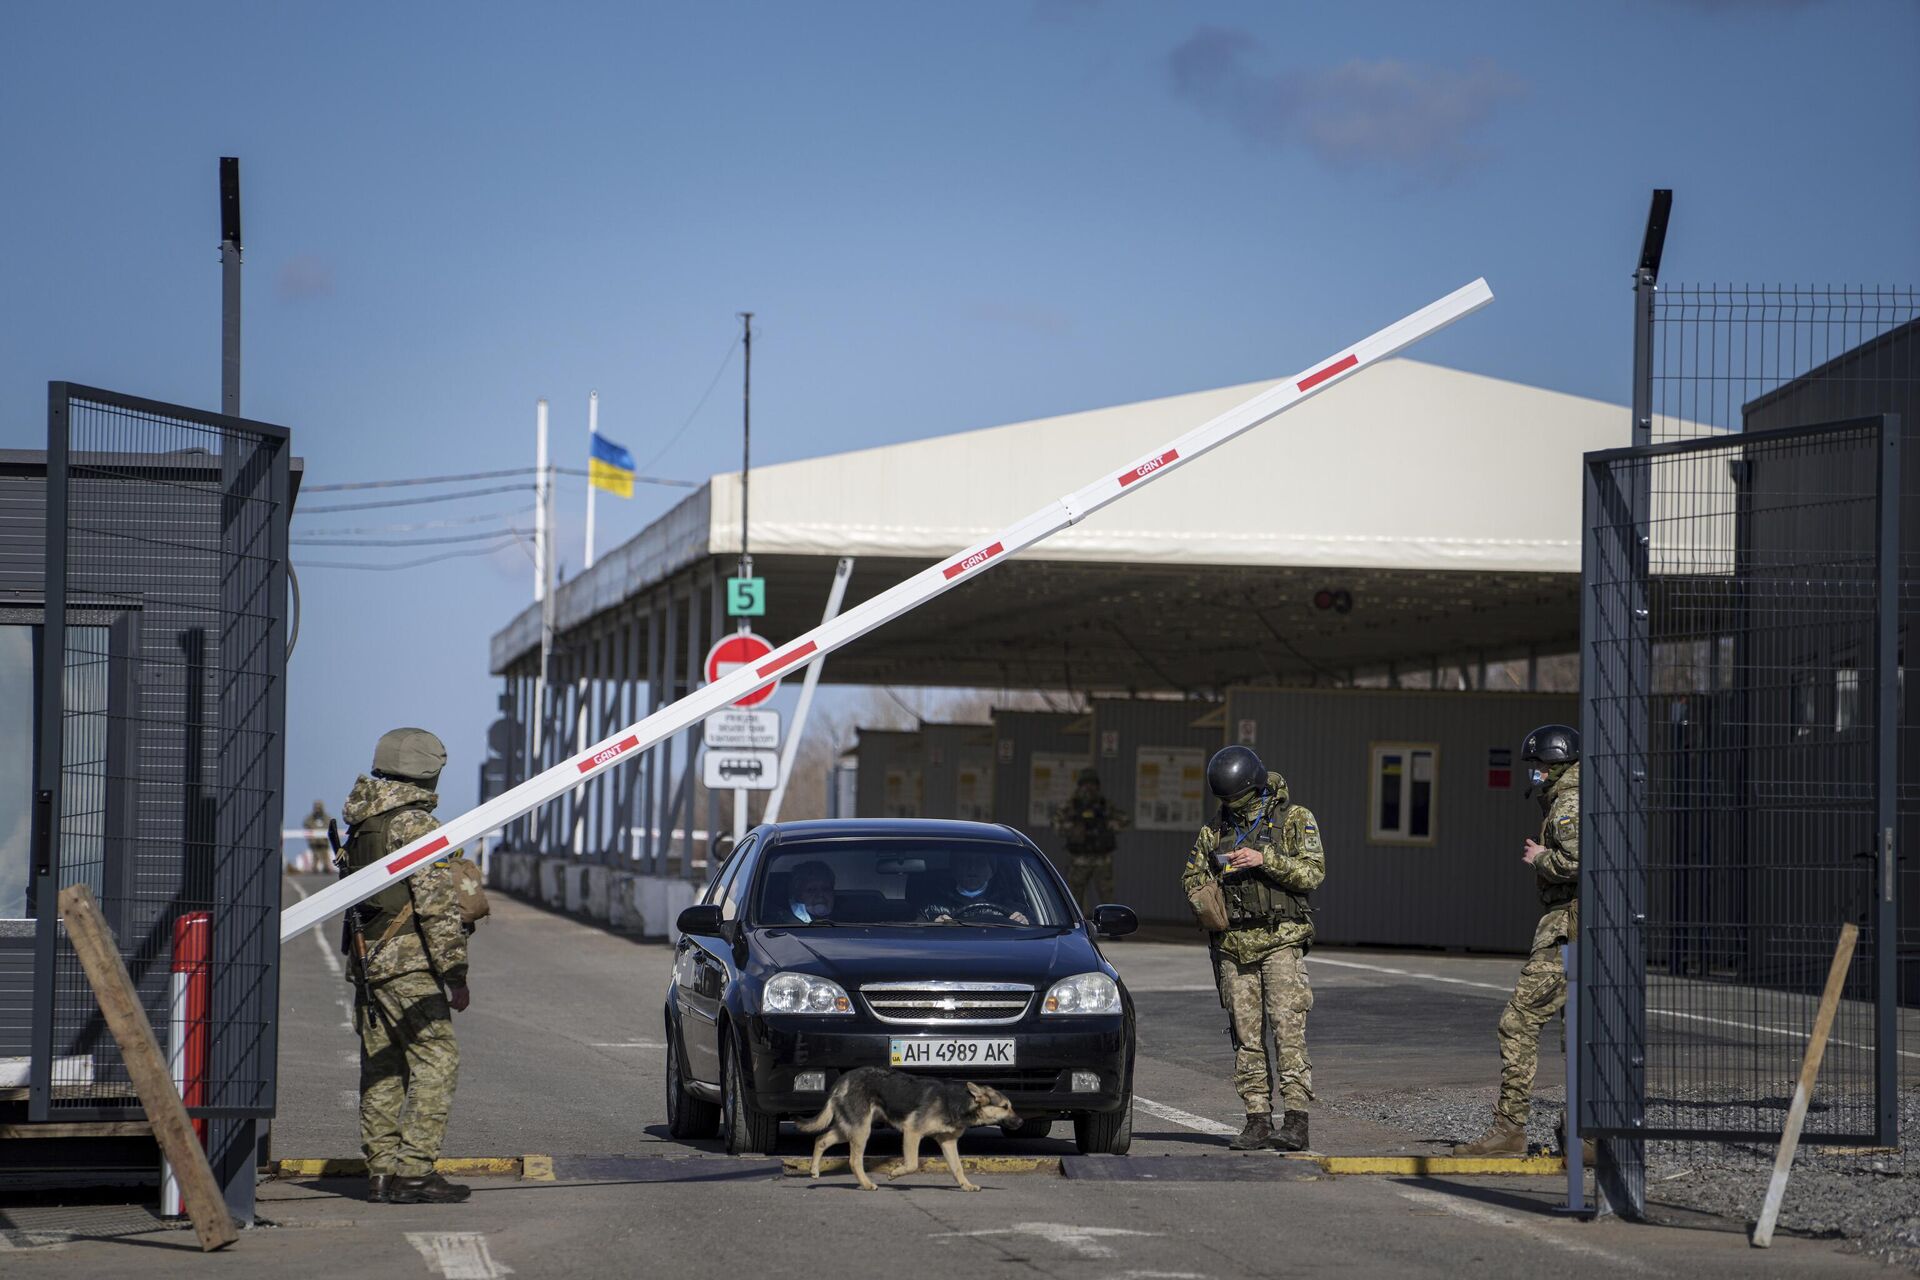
883,768,922,818
1028,753,1084,827
1134,746,1206,831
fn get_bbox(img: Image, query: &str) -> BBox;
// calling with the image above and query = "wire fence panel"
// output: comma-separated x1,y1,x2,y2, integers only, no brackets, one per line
1650,286,1918,443
1582,416,1898,1162
32,385,290,1126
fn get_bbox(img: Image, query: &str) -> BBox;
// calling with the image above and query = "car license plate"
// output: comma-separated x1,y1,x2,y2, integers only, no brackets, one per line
889,1037,1016,1067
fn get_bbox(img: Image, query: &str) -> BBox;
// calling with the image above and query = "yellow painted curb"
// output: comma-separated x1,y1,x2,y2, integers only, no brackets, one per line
522,1154,556,1182
783,1156,1059,1177
1317,1155,1567,1176
272,1157,527,1179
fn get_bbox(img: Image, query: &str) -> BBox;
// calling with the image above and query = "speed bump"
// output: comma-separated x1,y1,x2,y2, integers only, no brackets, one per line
1316,1155,1566,1176
783,1156,1059,1177
271,1156,526,1178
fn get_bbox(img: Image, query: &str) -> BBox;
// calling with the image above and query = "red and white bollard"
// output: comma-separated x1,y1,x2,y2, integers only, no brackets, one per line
160,912,211,1217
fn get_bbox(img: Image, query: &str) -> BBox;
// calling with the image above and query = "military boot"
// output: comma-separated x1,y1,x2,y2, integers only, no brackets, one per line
1451,1116,1526,1158
366,1173,393,1204
387,1172,471,1204
1228,1114,1273,1151
1269,1109,1310,1152
1555,1117,1598,1166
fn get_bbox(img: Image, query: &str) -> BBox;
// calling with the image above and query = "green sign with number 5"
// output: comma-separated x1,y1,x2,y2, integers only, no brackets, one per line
727,576,766,617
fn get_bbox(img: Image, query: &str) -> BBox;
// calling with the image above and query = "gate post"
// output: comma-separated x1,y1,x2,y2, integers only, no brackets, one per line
1873,415,1901,1147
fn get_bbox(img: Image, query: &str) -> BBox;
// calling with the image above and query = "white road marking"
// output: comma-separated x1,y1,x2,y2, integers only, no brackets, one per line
1120,1272,1209,1279
1305,955,1513,994
1133,1097,1238,1137
1296,954,1919,1060
1397,1188,1645,1271
932,1223,1158,1260
288,876,355,1031
407,1232,514,1279
339,1089,361,1113
588,1041,663,1049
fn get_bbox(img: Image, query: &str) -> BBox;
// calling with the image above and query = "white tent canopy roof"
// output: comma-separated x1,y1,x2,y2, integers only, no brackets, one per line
493,359,1630,685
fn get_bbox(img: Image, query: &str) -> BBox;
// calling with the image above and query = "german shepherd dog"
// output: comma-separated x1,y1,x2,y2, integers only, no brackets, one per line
798,1067,1018,1191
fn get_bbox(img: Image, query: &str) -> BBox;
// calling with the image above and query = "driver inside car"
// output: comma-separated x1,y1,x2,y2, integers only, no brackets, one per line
921,850,1030,925
767,860,836,925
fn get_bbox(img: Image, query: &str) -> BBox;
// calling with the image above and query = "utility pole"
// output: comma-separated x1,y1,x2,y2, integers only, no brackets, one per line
584,390,599,570
738,310,753,633
218,158,242,416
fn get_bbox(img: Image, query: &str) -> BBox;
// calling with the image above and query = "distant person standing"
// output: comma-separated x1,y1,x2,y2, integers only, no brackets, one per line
301,800,331,875
1454,725,1581,1158
1052,768,1127,913
1182,746,1324,1153
340,728,475,1205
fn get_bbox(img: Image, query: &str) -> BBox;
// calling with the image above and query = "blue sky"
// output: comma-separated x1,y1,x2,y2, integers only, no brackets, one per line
3,0,1916,827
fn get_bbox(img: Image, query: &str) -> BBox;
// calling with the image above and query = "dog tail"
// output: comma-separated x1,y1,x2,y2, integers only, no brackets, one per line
795,1102,836,1134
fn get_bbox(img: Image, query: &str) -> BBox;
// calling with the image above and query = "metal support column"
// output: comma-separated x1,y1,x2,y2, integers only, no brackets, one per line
1873,415,1902,1147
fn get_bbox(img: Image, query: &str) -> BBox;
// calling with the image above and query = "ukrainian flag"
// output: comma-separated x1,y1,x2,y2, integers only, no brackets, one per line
589,432,636,498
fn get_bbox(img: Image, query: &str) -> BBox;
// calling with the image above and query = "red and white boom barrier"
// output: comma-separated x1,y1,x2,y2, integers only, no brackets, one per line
281,278,1493,944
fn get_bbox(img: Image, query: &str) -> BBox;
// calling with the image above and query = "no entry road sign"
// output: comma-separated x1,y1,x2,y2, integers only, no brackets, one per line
705,631,779,708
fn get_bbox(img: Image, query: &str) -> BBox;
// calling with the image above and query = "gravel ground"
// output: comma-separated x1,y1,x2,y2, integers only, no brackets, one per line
1317,1081,1920,1272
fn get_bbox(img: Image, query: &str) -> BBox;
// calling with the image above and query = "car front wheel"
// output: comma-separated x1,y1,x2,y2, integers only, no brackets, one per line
1074,1094,1133,1155
720,1034,779,1156
665,1020,720,1140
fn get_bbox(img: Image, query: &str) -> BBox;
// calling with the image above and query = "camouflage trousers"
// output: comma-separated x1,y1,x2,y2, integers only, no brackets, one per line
357,971,460,1177
1215,945,1313,1114
1495,902,1577,1127
1066,854,1114,913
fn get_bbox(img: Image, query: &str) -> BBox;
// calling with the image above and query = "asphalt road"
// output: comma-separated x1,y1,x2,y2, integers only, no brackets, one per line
0,876,1886,1278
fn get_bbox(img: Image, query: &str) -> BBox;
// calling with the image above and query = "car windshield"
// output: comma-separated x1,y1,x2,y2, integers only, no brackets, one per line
751,840,1072,929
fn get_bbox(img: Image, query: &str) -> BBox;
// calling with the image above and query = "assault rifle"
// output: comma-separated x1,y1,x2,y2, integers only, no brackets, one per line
329,819,376,1022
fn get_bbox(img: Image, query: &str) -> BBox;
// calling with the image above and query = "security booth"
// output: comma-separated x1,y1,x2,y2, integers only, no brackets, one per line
988,709,1089,868
919,722,996,820
0,386,297,1218
853,728,924,817
1087,697,1225,923
1225,686,1578,950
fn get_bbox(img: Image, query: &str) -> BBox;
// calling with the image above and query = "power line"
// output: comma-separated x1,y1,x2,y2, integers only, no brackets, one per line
295,543,526,572
296,483,535,515
640,334,741,472
296,506,534,537
292,527,530,548
304,467,536,492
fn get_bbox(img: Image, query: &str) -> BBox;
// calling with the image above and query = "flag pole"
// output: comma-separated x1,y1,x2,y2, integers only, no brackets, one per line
585,390,598,571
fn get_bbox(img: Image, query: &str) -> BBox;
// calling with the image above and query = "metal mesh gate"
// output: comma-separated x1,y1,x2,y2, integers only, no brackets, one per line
31,384,290,1137
1580,412,1903,1209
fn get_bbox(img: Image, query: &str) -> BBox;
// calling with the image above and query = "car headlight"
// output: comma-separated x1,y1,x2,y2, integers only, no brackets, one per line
761,972,853,1015
1042,972,1121,1015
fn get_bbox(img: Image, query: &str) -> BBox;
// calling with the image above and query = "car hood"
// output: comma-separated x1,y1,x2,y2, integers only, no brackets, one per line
750,925,1113,988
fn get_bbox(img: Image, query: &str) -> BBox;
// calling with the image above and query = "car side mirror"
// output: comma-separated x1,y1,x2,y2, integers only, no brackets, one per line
1092,904,1138,938
677,904,724,936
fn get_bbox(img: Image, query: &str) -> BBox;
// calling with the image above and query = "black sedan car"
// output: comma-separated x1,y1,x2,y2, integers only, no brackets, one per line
664,819,1138,1156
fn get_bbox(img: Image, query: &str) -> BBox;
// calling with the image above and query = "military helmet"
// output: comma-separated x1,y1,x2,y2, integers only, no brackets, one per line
1206,745,1265,800
1521,724,1579,766
372,727,447,783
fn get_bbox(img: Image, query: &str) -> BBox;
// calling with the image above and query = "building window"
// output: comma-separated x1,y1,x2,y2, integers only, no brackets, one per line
1834,668,1860,734
1370,744,1438,845
0,625,36,919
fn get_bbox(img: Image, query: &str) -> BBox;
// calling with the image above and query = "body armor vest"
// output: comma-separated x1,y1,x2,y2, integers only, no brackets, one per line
344,802,431,933
1215,804,1312,929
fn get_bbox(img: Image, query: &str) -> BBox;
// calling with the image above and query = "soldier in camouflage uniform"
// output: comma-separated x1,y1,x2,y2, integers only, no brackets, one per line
1454,724,1580,1158
1052,768,1127,913
1181,746,1324,1152
340,728,474,1205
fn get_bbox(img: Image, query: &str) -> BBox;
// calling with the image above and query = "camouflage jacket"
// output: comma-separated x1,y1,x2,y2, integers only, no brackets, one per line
1051,789,1126,858
1181,772,1326,964
1533,761,1579,907
340,776,470,987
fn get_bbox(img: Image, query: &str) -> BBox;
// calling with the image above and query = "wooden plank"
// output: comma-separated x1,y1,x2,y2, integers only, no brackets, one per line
57,885,238,1252
0,1121,154,1139
1752,921,1858,1249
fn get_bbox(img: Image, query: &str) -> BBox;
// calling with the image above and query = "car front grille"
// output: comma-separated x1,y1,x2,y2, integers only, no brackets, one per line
861,981,1034,1025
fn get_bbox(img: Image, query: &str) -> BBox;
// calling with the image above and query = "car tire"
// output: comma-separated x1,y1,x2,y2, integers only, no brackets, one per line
665,1019,720,1140
1005,1118,1054,1140
720,1034,779,1156
1074,1094,1133,1155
